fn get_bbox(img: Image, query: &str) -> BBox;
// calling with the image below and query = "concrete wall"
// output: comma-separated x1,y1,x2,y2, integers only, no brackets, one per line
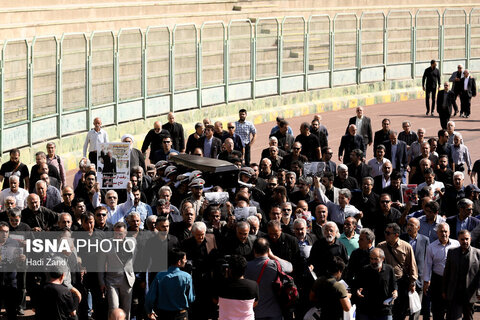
1,0,479,40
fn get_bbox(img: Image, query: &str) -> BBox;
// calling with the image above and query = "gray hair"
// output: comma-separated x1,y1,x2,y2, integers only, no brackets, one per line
286,171,296,179
7,207,21,217
372,247,385,259
338,188,352,199
338,164,348,172
322,221,339,238
458,198,474,210
236,221,250,230
293,218,307,228
247,215,260,225
158,186,172,196
35,180,47,188
453,171,465,180
192,221,207,233
359,228,375,243
127,212,140,220
8,175,20,183
437,222,450,232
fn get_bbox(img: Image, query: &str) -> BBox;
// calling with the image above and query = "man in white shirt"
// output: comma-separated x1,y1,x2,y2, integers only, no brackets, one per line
0,176,28,210
368,144,388,177
416,168,445,201
423,223,459,320
93,181,134,225
83,117,109,166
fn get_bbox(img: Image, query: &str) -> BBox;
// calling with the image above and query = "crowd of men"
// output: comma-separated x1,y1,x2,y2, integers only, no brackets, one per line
1,98,480,320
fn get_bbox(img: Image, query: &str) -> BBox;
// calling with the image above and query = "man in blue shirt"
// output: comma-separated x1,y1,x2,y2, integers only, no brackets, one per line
145,249,195,320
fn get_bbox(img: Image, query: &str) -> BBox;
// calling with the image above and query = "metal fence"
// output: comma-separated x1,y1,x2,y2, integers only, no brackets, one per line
1,9,480,153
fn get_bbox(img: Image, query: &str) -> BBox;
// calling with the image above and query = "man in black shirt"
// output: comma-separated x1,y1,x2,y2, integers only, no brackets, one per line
352,248,397,319
338,125,365,164
295,122,321,161
272,119,295,152
0,149,29,191
373,118,392,151
163,112,185,153
422,59,441,116
36,269,81,320
333,164,359,191
21,194,58,231
141,121,170,163
308,221,349,277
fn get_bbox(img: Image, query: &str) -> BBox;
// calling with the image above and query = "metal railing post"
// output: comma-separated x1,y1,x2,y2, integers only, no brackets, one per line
412,25,416,79
197,29,202,109
170,28,175,112
251,22,256,100
142,31,147,120
329,30,334,88
278,19,283,95
114,35,119,126
27,45,33,147
0,45,4,154
224,28,229,104
57,37,62,139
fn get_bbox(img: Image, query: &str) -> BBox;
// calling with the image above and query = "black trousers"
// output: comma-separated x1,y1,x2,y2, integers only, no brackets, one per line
88,151,97,167
460,92,472,116
452,91,460,113
156,309,188,320
425,88,437,113
244,143,251,166
0,286,18,320
392,277,409,320
430,273,447,320
446,300,474,320
439,113,450,130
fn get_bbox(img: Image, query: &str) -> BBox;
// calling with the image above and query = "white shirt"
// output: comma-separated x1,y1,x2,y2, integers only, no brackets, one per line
367,157,388,177
0,187,29,210
382,175,391,189
355,116,364,137
83,128,109,156
423,238,460,281
315,187,361,226
93,192,134,225
464,76,470,90
416,181,445,201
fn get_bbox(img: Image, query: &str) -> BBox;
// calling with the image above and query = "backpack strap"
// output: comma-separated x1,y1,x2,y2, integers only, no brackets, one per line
256,259,270,284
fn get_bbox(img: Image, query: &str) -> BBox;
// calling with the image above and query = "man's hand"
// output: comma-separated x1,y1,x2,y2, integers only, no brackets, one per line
70,287,82,302
32,227,42,232
338,155,343,162
147,312,157,319
409,283,416,293
126,181,133,193
313,176,320,189
422,86,425,91
357,288,365,298
423,281,430,295
392,290,398,300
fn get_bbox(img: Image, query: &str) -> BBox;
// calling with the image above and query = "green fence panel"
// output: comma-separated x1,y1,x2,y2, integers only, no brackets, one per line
90,31,115,107
172,24,197,92
228,20,252,84
118,28,143,102
415,9,440,76
2,40,28,126
255,18,279,80
60,33,87,113
145,26,170,97
282,16,305,76
32,36,58,118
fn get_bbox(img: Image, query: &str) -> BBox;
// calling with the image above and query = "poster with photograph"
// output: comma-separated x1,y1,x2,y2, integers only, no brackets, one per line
303,162,326,176
97,142,131,189
401,184,418,205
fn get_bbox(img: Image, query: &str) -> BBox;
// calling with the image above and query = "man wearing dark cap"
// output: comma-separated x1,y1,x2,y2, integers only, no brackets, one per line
465,184,480,216
180,178,205,217
422,59,441,116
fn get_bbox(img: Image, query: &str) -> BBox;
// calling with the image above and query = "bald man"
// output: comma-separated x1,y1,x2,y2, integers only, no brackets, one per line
141,121,170,163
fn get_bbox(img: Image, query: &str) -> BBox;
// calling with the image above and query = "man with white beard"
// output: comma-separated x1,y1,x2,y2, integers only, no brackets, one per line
308,221,349,277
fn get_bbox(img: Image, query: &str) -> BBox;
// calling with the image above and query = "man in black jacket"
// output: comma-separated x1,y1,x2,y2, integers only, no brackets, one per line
200,125,222,159
448,64,463,116
459,69,477,118
437,82,455,129
346,107,372,152
422,59,441,116
338,125,364,164
163,112,185,153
